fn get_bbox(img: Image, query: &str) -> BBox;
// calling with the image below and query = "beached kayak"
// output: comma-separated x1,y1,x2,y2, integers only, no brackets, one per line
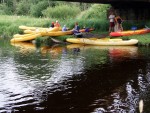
23,27,61,34
10,33,41,43
110,28,150,37
66,38,138,46
41,30,73,36
19,25,62,31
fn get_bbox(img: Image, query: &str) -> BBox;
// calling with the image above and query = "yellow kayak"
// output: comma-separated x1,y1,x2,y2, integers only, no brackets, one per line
19,25,62,31
13,33,36,38
66,38,138,46
10,33,41,43
24,27,61,34
24,29,73,36
41,30,73,36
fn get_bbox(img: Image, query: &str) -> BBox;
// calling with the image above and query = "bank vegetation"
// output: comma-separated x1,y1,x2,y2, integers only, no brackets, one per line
0,1,150,46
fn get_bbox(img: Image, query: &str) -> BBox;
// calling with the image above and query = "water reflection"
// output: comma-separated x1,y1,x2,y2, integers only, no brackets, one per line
1,42,150,113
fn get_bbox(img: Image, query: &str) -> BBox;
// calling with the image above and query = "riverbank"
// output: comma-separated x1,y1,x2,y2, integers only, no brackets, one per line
0,15,150,46
53,31,150,46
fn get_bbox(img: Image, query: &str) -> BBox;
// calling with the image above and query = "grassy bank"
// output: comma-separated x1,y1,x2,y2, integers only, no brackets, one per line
120,33,150,46
1,15,150,46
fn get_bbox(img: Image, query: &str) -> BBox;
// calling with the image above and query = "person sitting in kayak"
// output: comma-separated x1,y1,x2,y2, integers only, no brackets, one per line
54,20,61,27
62,25,68,32
73,22,80,33
115,15,123,31
72,22,83,38
50,22,54,28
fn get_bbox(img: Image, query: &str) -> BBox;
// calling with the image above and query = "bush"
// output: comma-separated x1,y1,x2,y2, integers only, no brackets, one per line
16,1,30,15
0,3,12,15
30,1,49,17
42,5,81,20
77,4,110,20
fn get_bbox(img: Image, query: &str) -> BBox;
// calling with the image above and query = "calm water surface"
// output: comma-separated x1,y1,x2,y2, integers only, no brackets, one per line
0,39,150,113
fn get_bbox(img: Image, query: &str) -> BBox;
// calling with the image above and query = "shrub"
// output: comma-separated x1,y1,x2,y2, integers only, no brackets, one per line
16,1,30,15
30,1,49,17
0,3,12,15
42,5,81,20
77,4,110,20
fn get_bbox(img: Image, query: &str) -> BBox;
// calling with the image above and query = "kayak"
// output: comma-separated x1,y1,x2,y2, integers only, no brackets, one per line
66,38,138,46
23,30,73,36
41,30,73,36
24,27,60,34
10,33,41,43
19,25,62,31
110,28,150,37
24,28,94,35
79,28,94,32
13,33,36,38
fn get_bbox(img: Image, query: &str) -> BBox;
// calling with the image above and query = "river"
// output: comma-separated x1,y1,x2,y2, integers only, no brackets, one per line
0,39,150,113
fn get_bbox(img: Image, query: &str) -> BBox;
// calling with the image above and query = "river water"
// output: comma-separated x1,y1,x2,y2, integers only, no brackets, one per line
0,39,150,113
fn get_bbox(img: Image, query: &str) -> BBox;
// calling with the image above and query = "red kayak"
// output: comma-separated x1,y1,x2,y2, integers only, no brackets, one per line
110,28,150,37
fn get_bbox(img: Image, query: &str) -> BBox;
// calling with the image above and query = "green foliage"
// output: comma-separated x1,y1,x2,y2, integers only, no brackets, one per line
0,3,12,15
123,20,146,30
77,4,110,20
16,1,30,15
30,1,49,17
42,5,81,19
64,18,109,32
35,37,42,48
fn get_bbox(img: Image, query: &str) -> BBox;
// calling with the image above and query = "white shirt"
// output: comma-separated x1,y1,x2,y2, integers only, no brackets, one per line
109,14,115,22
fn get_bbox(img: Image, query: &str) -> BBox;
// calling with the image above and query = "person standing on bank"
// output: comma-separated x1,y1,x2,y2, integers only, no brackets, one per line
115,15,123,31
108,12,115,32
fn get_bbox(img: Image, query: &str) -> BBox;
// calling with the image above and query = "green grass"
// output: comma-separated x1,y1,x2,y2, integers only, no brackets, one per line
120,33,150,46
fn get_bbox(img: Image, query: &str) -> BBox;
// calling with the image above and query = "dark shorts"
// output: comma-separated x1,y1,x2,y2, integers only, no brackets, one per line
110,22,115,27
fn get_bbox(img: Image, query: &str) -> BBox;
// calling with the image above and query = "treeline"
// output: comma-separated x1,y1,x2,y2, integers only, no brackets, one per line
0,0,93,18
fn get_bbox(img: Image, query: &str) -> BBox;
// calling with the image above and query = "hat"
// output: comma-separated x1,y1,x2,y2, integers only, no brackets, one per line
56,20,58,22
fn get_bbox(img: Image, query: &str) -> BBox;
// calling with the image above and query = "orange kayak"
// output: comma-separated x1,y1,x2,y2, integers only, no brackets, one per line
110,28,150,37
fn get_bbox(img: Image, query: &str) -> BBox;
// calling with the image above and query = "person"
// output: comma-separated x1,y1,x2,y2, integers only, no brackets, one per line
108,12,115,32
50,22,54,28
54,20,61,27
62,25,68,32
115,15,123,31
73,22,80,33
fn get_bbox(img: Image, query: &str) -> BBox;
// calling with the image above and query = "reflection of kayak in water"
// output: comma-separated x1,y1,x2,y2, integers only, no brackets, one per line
67,44,138,57
41,45,64,54
108,46,138,57
11,42,40,54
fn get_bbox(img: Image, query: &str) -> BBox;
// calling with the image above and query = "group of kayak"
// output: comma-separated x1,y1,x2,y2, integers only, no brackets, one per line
10,25,94,43
10,24,150,46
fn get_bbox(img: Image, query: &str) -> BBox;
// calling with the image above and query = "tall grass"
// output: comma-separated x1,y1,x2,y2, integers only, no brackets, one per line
42,5,81,19
0,15,51,37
